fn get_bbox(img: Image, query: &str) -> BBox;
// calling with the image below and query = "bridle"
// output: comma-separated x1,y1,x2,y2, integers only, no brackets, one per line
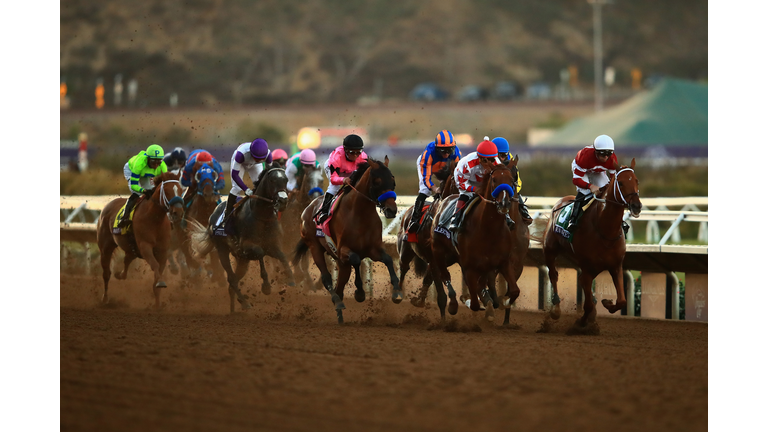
159,179,184,209
246,168,289,211
346,168,397,211
605,167,639,208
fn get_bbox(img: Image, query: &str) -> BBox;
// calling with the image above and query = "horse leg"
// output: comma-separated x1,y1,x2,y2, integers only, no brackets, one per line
544,240,562,320
577,270,597,326
463,268,486,316
431,251,458,315
215,247,248,313
602,266,627,314
345,251,366,303
167,250,179,275
378,249,402,304
137,242,165,309
254,257,272,295
309,243,345,313
398,241,414,302
230,257,252,311
429,263,448,321
499,263,521,326
115,248,137,280
335,262,353,324
412,265,434,308
99,241,118,304
268,246,296,288
179,240,202,280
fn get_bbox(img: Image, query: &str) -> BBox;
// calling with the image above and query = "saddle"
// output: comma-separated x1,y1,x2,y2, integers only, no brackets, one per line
433,196,481,243
406,203,434,243
112,197,145,235
314,188,348,234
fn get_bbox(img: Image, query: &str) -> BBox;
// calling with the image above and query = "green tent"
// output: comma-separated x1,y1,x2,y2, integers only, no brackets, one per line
538,78,707,147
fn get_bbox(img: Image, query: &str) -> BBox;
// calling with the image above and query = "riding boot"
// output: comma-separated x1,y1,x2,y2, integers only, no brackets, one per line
118,193,140,228
315,193,334,224
448,195,469,231
408,193,428,234
216,193,237,229
567,192,589,234
518,193,533,225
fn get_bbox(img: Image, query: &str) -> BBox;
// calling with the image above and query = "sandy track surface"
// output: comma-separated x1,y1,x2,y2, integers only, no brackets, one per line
61,265,707,432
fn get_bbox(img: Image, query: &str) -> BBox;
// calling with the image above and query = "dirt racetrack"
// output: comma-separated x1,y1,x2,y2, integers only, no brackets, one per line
61,261,707,432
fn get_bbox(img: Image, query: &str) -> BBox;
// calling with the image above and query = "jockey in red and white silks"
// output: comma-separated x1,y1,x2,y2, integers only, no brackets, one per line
566,134,620,233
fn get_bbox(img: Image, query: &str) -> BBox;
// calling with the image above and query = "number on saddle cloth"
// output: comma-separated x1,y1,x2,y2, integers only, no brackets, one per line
112,198,142,235
553,202,575,240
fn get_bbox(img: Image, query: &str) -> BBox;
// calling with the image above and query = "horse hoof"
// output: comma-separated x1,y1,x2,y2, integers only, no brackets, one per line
391,291,403,304
550,304,562,320
485,301,495,322
155,280,167,288
354,289,366,303
287,281,296,287
410,297,425,308
502,296,512,309
448,300,459,315
238,299,252,310
460,294,469,303
262,285,271,295
335,301,346,311
337,310,344,324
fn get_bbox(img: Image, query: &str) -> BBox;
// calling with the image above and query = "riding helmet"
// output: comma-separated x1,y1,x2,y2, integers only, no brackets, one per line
342,134,364,150
299,149,317,165
171,147,187,162
250,138,270,159
435,130,456,148
272,149,288,161
476,136,498,158
593,134,615,151
491,137,509,153
146,144,165,159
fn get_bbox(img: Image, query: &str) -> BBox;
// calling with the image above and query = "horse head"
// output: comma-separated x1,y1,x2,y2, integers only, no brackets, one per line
153,171,185,224
300,164,324,202
193,163,219,204
611,158,642,217
483,159,517,216
255,163,289,212
357,156,398,219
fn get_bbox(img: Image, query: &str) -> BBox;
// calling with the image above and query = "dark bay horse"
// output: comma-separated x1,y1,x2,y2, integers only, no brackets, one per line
188,164,295,313
395,160,457,307
96,171,185,308
293,157,399,324
543,159,642,331
430,162,526,322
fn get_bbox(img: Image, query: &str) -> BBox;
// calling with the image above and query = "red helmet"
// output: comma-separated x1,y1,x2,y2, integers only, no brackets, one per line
195,151,213,163
476,137,498,158
272,149,288,160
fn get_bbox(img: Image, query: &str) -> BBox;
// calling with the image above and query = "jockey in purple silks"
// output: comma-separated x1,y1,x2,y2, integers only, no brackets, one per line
220,138,273,225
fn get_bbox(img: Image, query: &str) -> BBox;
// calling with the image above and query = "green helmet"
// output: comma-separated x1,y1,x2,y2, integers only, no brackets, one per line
146,144,164,159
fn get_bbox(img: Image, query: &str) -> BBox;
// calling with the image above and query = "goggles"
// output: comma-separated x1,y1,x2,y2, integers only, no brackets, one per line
345,149,362,156
595,150,613,157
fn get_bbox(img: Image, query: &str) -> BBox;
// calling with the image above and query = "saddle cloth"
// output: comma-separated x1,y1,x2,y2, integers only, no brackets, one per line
213,197,243,237
314,189,347,238
433,196,480,240
406,204,432,243
112,198,142,235
552,202,574,240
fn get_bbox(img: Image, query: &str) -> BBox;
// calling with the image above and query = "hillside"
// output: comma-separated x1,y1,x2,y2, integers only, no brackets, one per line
60,0,707,108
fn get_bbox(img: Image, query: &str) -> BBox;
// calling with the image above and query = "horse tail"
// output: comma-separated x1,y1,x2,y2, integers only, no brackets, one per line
187,219,215,258
292,239,309,267
529,214,549,245
413,254,428,278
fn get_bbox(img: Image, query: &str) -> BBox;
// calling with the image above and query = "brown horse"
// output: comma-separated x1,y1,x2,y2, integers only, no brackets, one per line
181,162,223,280
395,159,457,307
293,157,399,324
543,159,642,330
96,171,185,308
430,161,526,322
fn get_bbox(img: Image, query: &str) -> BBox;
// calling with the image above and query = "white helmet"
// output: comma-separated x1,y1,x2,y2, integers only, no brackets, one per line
593,134,615,151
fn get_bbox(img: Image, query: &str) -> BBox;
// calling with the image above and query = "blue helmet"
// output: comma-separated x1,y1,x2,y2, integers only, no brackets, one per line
491,137,509,153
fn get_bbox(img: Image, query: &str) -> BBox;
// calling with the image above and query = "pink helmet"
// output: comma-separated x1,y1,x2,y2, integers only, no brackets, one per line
299,149,316,165
272,149,288,160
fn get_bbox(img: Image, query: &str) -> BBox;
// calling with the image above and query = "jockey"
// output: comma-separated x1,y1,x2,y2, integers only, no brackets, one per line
315,134,369,224
567,134,619,233
162,147,187,173
407,129,462,234
449,137,515,231
118,144,168,227
272,148,289,169
491,137,533,224
180,149,225,206
221,138,273,225
286,149,320,192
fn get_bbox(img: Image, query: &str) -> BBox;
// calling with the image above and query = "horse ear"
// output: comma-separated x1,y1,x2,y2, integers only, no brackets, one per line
513,154,519,163
630,158,636,169
613,160,620,171
384,155,389,167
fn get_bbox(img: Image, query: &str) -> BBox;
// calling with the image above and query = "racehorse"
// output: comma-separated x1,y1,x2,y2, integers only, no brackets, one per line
430,161,526,322
280,163,324,268
293,157,399,324
181,162,223,279
188,163,294,313
96,171,185,308
395,160,456,307
543,159,642,331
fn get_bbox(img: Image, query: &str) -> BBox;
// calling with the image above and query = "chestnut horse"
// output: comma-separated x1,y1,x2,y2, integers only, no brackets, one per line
543,159,642,330
430,161,526,322
293,157,399,324
395,159,457,307
96,171,185,308
188,164,294,313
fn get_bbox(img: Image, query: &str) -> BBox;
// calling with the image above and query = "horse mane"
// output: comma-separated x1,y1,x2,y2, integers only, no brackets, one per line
153,170,180,187
479,163,511,196
348,161,371,186
255,161,282,183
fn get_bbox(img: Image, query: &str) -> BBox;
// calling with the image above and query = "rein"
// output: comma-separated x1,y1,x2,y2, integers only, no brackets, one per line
159,180,184,209
605,168,638,207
